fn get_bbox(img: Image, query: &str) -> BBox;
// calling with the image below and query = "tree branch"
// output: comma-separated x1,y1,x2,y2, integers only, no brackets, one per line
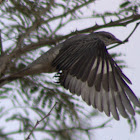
10,14,140,58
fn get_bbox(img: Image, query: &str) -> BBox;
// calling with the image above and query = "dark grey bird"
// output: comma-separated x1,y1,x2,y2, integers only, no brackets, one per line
0,31,140,120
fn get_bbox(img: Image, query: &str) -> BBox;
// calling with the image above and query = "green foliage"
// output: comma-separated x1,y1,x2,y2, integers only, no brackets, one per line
0,0,140,139
111,53,127,69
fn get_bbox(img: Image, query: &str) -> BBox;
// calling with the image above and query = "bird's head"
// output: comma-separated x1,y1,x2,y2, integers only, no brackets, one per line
93,31,122,46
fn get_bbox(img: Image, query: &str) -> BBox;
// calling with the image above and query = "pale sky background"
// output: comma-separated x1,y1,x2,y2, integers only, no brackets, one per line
1,0,140,140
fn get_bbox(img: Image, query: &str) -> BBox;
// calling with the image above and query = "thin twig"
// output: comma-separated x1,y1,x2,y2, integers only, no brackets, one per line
124,22,140,42
26,102,58,140
108,22,140,50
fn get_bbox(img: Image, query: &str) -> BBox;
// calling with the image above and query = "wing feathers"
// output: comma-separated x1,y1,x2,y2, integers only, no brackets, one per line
114,91,128,118
87,57,100,87
95,56,104,91
102,55,110,92
109,89,119,120
53,37,140,120
81,56,95,81
102,90,110,116
89,87,97,109
114,68,140,107
95,90,103,112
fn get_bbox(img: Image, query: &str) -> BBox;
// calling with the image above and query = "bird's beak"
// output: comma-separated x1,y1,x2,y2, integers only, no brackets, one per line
116,39,123,44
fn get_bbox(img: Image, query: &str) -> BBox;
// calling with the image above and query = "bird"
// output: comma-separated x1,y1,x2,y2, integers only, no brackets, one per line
0,31,140,120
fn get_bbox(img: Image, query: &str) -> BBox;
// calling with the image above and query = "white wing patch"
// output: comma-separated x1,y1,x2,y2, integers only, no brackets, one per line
64,70,137,120
91,58,97,71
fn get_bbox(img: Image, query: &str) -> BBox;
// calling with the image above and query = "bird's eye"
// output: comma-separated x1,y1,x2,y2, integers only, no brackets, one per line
106,36,111,39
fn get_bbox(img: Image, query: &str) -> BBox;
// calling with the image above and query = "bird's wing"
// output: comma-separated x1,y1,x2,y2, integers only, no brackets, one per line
52,37,140,120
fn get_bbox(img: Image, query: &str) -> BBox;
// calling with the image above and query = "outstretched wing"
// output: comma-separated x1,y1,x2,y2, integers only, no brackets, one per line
52,37,140,120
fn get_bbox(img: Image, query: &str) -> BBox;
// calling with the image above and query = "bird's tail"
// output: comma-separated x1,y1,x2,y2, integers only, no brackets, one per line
0,75,22,87
0,67,32,87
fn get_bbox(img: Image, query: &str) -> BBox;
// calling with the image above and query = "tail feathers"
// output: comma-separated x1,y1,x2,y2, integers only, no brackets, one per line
0,76,20,87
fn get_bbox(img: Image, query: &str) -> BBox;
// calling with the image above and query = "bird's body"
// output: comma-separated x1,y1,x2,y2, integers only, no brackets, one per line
0,31,140,120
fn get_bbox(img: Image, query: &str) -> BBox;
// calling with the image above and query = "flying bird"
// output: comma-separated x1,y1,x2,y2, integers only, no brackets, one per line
0,31,140,120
